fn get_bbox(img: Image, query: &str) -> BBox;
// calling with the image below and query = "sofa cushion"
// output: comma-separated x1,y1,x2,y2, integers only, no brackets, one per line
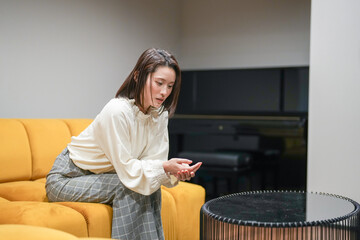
0,119,32,182
62,119,93,137
0,201,88,237
0,197,9,202
19,119,72,180
56,202,113,238
34,177,46,183
0,224,79,240
0,181,47,202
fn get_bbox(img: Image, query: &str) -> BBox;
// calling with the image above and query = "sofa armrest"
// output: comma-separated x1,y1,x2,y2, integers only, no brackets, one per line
162,182,205,240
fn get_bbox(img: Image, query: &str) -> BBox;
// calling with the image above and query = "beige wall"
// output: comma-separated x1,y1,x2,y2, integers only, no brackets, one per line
308,0,360,202
0,0,311,118
179,0,311,69
0,0,180,118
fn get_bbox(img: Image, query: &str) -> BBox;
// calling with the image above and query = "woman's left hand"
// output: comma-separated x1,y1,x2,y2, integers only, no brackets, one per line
163,158,202,181
176,165,192,181
176,162,202,181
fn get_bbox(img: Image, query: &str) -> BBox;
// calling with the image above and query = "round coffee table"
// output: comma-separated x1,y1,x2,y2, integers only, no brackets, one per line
201,191,360,240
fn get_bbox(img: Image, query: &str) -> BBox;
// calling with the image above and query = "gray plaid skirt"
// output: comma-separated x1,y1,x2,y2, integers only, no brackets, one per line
46,148,164,240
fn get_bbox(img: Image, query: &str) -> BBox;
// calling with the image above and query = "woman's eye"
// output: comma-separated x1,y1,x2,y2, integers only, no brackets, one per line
168,85,173,89
156,81,162,86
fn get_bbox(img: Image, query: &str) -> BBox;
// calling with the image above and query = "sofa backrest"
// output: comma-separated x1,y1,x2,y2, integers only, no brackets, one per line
0,119,32,182
62,119,94,137
0,119,93,182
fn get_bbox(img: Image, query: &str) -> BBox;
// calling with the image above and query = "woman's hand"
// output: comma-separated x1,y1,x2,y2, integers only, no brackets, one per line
163,158,202,181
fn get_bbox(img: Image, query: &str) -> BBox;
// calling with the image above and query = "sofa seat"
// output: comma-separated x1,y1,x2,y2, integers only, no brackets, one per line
0,180,48,202
0,119,205,239
0,201,89,237
0,224,116,240
0,179,182,238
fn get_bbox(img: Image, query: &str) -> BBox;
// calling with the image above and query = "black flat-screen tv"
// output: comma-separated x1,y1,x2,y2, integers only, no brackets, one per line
176,67,308,116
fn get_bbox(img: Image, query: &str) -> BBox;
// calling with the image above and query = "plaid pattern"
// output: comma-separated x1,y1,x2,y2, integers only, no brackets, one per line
46,148,164,240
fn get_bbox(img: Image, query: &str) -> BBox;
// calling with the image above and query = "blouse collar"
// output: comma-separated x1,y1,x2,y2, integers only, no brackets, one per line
128,98,162,122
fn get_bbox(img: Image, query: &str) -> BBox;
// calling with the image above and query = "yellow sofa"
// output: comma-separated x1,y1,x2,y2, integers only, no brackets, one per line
0,119,205,240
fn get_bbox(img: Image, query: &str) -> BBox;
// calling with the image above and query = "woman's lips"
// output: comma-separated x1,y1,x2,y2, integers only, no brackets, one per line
156,98,164,103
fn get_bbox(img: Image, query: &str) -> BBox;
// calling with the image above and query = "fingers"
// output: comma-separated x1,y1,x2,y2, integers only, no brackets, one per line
168,158,202,181
186,162,201,180
178,162,202,181
175,158,193,165
176,169,192,181
189,162,202,173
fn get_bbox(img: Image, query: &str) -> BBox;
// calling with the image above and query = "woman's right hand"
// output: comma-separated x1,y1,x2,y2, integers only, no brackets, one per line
163,158,202,181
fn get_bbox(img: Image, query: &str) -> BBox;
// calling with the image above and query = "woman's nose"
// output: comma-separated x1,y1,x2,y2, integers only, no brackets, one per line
160,86,168,95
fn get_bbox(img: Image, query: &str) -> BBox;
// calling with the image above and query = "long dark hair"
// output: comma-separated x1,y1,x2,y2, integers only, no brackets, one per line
115,48,181,117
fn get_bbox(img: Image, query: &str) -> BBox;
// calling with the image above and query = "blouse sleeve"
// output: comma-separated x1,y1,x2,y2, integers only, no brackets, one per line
92,100,176,195
140,121,179,189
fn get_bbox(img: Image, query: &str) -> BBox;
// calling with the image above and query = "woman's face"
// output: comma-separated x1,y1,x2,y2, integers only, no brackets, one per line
141,66,176,113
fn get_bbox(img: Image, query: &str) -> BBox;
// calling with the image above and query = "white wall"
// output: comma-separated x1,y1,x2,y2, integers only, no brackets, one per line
308,0,360,202
0,0,180,118
0,0,311,118
179,0,311,70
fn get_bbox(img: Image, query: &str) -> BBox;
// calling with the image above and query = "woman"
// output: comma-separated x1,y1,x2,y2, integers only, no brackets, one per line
45,48,202,240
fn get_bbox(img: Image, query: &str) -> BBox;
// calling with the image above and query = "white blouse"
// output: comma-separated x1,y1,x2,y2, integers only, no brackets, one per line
67,97,178,195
